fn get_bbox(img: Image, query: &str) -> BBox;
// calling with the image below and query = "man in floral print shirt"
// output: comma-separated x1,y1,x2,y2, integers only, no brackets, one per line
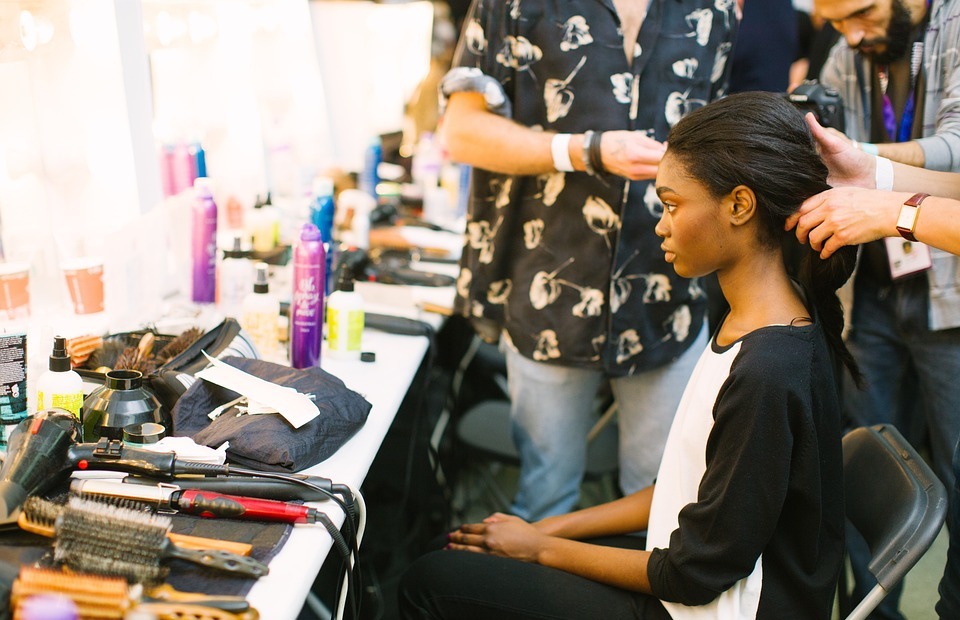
442,0,738,521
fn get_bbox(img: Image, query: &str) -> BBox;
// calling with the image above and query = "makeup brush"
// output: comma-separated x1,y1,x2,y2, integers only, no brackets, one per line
19,496,254,556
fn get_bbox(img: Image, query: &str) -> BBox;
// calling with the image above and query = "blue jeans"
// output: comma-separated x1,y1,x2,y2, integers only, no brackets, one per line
844,273,960,618
505,322,707,521
936,437,960,619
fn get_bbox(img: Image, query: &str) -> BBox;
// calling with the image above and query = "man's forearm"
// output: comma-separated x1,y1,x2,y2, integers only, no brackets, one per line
442,92,581,175
875,140,926,167
892,160,960,199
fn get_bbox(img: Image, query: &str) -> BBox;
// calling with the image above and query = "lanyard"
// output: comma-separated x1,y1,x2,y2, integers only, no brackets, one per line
877,0,930,143
877,39,923,143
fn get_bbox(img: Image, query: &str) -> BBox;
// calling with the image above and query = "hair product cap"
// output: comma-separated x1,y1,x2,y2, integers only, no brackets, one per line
123,422,166,445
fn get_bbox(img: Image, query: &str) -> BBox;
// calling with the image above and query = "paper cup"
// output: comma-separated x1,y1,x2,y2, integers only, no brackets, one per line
0,262,30,321
62,257,104,315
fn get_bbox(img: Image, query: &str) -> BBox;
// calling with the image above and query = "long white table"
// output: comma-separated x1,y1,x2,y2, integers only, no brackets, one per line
244,317,437,618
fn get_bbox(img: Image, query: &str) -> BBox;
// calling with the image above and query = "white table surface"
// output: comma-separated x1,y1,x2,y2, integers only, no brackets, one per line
244,319,435,619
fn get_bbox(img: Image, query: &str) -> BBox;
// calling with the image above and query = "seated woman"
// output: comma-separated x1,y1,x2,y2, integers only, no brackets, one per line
398,91,861,620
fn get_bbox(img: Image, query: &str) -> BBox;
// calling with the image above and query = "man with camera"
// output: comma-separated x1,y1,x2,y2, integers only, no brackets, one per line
812,0,960,617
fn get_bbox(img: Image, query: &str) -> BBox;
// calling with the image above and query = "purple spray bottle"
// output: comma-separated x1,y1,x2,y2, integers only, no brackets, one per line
290,222,326,368
191,177,218,303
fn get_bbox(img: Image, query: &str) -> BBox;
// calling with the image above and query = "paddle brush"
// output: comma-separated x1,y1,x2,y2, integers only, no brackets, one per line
42,496,269,584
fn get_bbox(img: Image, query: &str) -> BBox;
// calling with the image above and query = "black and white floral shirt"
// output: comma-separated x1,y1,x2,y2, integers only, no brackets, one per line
452,0,738,375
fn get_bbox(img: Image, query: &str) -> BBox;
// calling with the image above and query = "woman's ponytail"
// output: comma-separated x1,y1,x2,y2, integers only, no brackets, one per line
798,243,863,387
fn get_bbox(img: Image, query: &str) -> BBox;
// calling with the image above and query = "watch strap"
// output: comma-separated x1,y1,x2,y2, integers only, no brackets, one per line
896,192,929,242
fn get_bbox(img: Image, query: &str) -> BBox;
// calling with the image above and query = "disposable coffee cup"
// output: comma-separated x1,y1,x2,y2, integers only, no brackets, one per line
0,262,30,321
62,257,104,315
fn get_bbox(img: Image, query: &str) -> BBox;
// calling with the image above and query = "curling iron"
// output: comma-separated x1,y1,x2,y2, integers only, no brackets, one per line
70,478,321,524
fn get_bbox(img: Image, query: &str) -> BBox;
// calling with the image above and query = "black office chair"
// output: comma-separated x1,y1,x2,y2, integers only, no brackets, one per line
842,424,948,620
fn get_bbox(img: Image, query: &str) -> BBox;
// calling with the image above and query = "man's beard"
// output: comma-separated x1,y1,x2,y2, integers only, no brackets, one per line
857,0,916,64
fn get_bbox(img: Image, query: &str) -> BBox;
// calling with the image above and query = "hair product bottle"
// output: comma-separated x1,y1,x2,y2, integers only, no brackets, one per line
290,223,325,369
326,268,364,361
359,136,381,199
309,177,337,295
240,262,280,362
217,234,252,318
36,336,83,418
191,177,218,304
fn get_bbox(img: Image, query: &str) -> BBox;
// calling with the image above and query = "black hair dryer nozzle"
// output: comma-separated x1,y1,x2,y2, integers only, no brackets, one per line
0,409,82,525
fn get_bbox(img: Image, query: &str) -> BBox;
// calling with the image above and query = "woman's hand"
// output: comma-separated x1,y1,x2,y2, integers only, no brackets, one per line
447,513,549,563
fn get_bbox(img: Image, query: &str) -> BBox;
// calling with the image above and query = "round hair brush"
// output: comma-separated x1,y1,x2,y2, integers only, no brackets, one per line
19,496,254,557
52,496,269,584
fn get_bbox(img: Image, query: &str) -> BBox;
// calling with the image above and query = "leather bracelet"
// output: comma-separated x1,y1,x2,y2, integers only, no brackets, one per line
897,192,929,242
582,131,596,176
589,131,605,176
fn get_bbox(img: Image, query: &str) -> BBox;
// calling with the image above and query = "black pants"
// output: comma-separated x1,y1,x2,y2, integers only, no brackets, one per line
398,536,670,620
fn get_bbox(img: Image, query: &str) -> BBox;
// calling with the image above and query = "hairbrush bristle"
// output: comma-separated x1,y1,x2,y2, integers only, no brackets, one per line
22,496,62,529
52,497,268,582
113,346,158,375
155,327,204,364
85,340,125,371
54,497,171,584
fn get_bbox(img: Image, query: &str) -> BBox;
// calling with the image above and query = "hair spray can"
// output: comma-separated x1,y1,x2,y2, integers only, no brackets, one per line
191,177,218,303
290,223,325,368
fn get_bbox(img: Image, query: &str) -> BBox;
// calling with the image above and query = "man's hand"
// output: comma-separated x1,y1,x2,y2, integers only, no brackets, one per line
448,513,549,563
805,113,875,188
601,131,667,180
787,186,906,258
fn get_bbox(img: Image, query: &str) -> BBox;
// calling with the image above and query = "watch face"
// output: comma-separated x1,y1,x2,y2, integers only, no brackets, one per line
897,204,920,232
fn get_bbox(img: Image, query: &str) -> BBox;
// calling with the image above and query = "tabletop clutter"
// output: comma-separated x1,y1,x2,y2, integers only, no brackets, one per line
0,321,373,619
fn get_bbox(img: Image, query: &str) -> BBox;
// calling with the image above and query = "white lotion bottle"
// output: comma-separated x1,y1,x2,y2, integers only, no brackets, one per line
36,335,83,418
240,263,281,362
326,269,364,360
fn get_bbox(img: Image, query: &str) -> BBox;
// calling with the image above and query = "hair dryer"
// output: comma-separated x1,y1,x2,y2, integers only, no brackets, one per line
0,409,82,525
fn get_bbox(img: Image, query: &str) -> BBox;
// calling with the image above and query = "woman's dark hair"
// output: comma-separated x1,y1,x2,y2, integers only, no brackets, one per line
665,91,861,386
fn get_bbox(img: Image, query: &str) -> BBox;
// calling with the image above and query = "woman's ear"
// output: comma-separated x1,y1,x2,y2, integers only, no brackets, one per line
727,185,757,227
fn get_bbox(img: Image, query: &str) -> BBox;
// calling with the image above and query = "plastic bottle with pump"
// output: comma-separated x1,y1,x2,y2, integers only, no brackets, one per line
240,262,280,362
217,234,252,318
36,336,83,418
290,223,325,369
326,268,364,360
309,177,337,295
191,177,218,304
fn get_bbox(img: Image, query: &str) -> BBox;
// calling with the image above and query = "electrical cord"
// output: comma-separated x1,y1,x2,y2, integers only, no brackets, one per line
171,464,364,619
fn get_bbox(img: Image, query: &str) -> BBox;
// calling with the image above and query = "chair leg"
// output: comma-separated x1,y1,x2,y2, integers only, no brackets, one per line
844,584,888,620
836,554,851,617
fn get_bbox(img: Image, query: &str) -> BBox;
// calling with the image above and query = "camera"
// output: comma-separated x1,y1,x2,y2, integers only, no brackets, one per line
785,80,845,132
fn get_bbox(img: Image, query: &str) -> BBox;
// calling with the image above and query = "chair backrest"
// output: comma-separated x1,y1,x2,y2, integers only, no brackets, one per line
842,424,948,619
